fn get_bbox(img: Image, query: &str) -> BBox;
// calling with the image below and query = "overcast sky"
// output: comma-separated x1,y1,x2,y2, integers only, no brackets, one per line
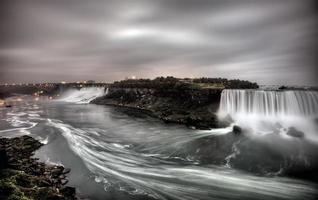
0,0,317,85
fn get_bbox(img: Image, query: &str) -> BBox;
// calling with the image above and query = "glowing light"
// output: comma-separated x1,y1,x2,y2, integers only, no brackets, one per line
111,28,204,45
61,81,66,84
116,28,148,38
34,97,39,101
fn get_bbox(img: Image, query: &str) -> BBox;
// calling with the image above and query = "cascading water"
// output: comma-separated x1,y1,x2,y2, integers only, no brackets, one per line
219,89,318,141
219,89,318,117
57,87,107,104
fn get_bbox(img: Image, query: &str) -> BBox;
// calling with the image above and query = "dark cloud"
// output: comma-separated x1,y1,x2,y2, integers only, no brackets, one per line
0,0,317,85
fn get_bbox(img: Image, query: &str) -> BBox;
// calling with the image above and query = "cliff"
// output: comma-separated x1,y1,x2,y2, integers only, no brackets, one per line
92,87,230,129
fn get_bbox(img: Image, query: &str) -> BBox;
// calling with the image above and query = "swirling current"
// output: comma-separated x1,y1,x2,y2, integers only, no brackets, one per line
1,90,318,200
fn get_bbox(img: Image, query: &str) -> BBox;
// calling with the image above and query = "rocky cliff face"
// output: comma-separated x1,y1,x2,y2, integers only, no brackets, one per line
92,87,230,129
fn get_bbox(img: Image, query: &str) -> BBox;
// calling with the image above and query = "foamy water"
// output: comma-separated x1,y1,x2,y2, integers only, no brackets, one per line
219,89,318,142
57,87,106,104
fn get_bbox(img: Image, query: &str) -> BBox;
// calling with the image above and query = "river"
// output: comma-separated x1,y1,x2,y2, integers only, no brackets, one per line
0,91,318,200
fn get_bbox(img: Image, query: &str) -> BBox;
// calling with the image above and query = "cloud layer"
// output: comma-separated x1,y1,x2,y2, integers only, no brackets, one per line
1,0,317,85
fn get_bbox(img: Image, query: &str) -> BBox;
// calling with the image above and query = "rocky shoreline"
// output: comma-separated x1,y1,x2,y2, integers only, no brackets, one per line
0,136,76,200
91,87,231,129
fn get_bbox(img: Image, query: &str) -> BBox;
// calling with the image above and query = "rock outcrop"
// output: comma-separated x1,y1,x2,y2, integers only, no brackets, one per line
0,136,76,200
92,87,231,129
287,127,305,138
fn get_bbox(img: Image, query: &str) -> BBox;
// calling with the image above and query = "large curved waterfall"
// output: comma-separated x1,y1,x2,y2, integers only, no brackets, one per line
58,87,107,104
219,89,318,117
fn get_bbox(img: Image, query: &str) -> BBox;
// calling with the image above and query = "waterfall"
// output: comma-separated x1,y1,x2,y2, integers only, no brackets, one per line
219,89,318,117
105,87,109,95
57,87,106,104
219,89,318,140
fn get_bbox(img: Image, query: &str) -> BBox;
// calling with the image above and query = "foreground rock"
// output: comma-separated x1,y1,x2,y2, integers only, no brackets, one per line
0,135,76,200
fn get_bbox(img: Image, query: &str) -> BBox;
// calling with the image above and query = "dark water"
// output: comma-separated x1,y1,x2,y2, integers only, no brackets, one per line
1,96,318,200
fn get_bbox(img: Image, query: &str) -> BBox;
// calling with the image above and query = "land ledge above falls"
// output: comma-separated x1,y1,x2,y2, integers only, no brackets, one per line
91,87,232,130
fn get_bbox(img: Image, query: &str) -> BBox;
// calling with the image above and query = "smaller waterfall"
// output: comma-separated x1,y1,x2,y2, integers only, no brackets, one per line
219,89,318,117
58,87,106,104
105,87,109,95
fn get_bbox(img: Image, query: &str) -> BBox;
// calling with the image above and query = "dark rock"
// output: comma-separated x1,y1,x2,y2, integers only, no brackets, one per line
60,186,76,198
279,86,287,90
61,179,69,185
15,172,32,188
39,180,52,187
287,127,304,138
62,168,71,174
59,174,66,179
233,125,242,135
0,136,76,200
0,148,8,169
52,167,64,178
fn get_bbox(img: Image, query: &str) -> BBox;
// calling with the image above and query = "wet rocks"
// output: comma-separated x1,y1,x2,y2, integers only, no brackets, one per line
287,127,305,138
232,125,242,135
0,136,76,200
